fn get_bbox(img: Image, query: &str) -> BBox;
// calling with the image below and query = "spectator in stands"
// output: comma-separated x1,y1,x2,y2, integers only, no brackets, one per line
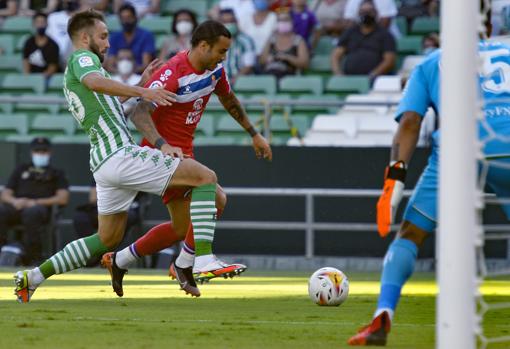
270,0,293,12
0,137,69,264
344,0,401,38
310,0,349,40
260,10,309,78
219,8,256,83
398,0,438,28
18,0,59,16
0,0,17,23
331,0,396,79
22,12,60,80
291,0,318,46
112,48,141,115
46,0,84,67
208,0,255,22
422,32,439,55
106,3,156,74
113,0,159,19
241,0,277,56
158,9,197,61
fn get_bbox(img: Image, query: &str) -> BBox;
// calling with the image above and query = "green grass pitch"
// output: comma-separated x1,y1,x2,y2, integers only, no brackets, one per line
0,268,508,349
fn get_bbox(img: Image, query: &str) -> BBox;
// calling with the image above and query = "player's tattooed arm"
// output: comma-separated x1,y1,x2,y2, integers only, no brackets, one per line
218,92,258,137
390,111,422,164
130,100,162,145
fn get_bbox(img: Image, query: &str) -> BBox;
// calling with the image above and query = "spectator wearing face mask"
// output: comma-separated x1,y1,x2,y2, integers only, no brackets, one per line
260,11,309,78
344,0,401,39
330,0,396,80
106,3,156,74
241,0,277,56
22,12,60,79
219,8,256,83
0,137,69,265
158,9,198,61
112,49,141,115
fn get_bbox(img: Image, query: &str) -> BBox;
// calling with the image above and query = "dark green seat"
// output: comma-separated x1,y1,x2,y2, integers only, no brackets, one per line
2,73,45,94
279,76,323,96
195,115,215,137
325,76,370,97
397,36,423,55
30,114,76,136
47,73,65,94
163,0,208,16
411,16,439,35
0,55,23,74
216,115,258,139
2,17,32,37
234,75,277,96
0,34,14,54
0,113,29,137
307,55,331,75
314,36,335,55
14,94,60,114
140,16,172,35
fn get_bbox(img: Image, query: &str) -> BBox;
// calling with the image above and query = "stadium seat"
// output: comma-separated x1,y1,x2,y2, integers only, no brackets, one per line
341,94,395,115
314,36,335,55
2,73,45,94
372,76,402,94
0,113,29,137
140,16,172,35
14,94,60,114
15,34,29,53
356,115,398,145
279,76,323,96
233,75,277,96
395,16,408,36
291,95,341,116
325,76,370,96
269,114,310,138
216,115,258,138
162,0,208,16
0,95,14,113
307,54,331,75
411,16,440,35
30,114,76,136
0,34,14,54
193,136,239,145
47,73,65,94
397,36,423,55
0,54,23,74
52,135,90,144
195,115,215,137
310,114,357,137
2,17,32,37
105,16,121,32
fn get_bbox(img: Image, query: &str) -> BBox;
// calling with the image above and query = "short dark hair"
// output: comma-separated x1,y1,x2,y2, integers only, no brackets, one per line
171,9,198,35
191,20,231,48
67,9,105,40
219,8,235,18
33,11,47,22
119,3,137,18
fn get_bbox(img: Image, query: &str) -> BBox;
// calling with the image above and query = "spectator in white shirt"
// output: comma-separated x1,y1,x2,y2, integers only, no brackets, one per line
241,0,277,56
209,0,256,22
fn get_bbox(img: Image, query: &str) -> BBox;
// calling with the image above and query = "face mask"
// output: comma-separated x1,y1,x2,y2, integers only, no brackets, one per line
36,27,46,36
175,20,194,35
224,23,238,36
122,21,137,33
117,59,134,75
32,153,50,168
65,1,79,12
359,14,376,26
277,21,293,33
253,0,268,11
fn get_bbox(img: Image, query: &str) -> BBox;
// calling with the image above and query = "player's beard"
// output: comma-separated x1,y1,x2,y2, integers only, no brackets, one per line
89,38,105,62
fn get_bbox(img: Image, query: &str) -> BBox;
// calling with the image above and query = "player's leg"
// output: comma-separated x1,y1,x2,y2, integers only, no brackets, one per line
348,150,438,346
14,211,128,303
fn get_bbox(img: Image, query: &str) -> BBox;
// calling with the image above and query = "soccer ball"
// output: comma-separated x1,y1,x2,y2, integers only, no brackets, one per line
308,267,349,306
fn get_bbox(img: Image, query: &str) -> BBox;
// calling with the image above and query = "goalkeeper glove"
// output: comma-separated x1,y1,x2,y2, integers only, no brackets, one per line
376,161,407,237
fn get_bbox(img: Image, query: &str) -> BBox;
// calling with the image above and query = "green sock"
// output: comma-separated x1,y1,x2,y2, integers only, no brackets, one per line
191,183,217,256
39,233,110,279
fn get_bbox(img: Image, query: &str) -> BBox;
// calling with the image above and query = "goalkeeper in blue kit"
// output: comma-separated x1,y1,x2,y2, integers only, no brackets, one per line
348,7,510,346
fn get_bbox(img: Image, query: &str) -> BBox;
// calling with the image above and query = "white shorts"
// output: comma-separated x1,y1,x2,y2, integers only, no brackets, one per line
93,145,180,215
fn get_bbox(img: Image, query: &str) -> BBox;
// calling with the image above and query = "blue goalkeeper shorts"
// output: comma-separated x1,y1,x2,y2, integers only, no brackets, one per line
403,142,510,233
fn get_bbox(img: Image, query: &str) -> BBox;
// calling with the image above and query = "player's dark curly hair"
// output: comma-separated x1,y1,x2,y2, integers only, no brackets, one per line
191,20,231,48
67,9,105,40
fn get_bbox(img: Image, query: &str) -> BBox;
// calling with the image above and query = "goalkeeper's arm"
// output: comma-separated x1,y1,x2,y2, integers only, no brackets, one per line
377,111,423,237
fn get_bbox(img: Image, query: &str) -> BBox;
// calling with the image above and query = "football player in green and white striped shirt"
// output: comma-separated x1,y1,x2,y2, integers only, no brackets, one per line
14,9,223,302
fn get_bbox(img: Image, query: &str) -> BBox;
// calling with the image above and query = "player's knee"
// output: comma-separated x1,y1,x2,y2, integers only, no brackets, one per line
197,168,217,186
397,221,429,247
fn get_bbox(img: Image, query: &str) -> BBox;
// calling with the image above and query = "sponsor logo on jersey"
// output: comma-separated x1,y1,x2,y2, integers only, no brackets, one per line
149,80,164,89
78,56,94,67
186,98,204,125
183,85,192,94
193,98,203,111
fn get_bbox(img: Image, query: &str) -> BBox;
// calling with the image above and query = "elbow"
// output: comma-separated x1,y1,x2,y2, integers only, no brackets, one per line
399,113,422,134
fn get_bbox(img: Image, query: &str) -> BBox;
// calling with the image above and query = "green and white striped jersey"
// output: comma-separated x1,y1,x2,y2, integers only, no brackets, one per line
63,49,135,172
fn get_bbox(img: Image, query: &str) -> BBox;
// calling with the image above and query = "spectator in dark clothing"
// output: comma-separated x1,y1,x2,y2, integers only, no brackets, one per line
22,12,60,78
105,3,156,74
0,137,69,264
331,0,396,80
291,0,318,46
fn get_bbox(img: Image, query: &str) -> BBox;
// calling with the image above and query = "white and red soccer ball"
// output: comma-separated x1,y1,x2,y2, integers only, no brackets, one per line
308,267,349,306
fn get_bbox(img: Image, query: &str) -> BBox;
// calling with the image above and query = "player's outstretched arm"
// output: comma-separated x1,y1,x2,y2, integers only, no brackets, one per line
130,100,183,159
377,111,422,237
218,92,273,161
82,72,176,106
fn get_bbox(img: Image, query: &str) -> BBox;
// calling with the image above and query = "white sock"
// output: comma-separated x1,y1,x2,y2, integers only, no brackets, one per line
115,244,139,269
175,247,195,268
374,308,394,322
28,268,45,288
194,254,215,271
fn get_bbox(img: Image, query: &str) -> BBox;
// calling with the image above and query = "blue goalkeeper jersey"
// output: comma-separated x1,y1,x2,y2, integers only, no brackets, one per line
396,40,510,157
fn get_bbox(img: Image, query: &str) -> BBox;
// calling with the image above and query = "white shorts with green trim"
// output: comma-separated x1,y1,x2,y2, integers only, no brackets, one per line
93,145,180,215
